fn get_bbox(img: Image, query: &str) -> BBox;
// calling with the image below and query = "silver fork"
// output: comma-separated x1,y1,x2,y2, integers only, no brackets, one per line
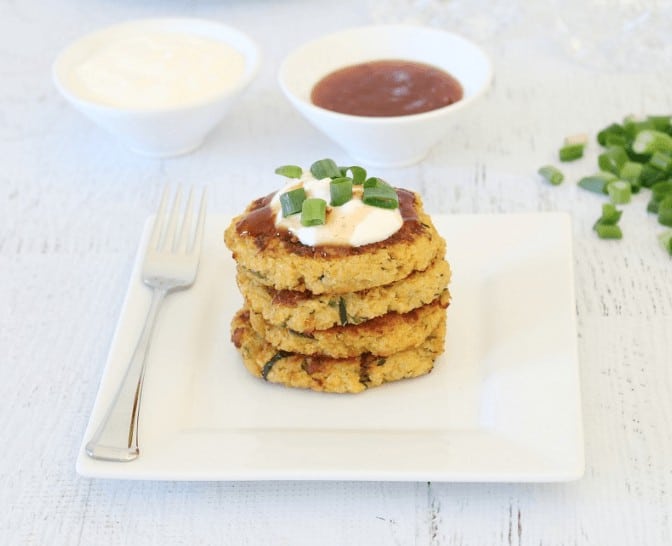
86,186,207,462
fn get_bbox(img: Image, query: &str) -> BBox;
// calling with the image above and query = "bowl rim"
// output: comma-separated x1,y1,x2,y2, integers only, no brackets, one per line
52,17,261,116
278,23,493,125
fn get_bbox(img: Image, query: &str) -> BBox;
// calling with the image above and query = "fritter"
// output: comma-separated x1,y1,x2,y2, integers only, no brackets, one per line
231,308,446,393
246,291,449,358
224,189,445,295
236,258,451,332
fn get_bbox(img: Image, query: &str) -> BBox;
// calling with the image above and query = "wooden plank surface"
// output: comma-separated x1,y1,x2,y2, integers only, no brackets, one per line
1,1,671,544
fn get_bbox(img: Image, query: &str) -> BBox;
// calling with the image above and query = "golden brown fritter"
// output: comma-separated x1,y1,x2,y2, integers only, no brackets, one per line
236,258,451,332
231,308,446,393
224,189,446,295
246,292,449,358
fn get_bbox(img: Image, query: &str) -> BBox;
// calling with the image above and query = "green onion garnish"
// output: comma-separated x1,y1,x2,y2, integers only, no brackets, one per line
340,166,367,184
598,146,629,174
619,161,643,192
559,143,585,162
658,196,672,227
658,230,672,256
274,165,303,179
330,177,353,206
362,185,399,209
310,158,341,180
578,172,617,194
597,123,626,146
632,129,672,155
597,202,623,225
593,203,623,239
363,177,391,189
594,223,623,239
538,165,564,185
648,151,672,173
607,180,632,204
301,198,327,226
279,187,306,217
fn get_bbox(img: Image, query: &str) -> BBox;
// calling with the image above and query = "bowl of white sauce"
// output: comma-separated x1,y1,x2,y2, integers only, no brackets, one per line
53,18,260,157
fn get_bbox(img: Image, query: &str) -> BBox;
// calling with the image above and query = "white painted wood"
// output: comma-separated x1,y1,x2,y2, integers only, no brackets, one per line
1,1,671,545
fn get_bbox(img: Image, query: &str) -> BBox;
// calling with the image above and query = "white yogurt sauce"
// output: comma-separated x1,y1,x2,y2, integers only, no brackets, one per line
68,29,246,109
270,172,404,247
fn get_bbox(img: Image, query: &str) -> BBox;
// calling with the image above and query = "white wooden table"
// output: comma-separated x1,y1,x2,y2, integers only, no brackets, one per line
1,1,671,544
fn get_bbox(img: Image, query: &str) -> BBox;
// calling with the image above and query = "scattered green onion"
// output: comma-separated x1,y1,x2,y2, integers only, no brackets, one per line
330,177,353,206
658,196,672,227
274,165,303,179
538,165,564,185
578,172,617,194
594,223,623,239
593,203,623,239
619,161,643,192
559,143,585,162
658,230,672,256
648,151,672,173
607,180,632,204
301,198,327,226
596,202,623,225
339,166,367,184
363,176,390,189
598,146,629,174
279,187,306,217
632,129,672,155
310,158,341,180
597,123,626,146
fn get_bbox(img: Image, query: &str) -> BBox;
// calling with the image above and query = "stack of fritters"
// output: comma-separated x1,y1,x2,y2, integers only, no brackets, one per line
224,189,451,393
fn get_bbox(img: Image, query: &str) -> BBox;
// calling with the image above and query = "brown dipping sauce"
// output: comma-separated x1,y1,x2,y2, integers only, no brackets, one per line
235,188,421,255
311,59,463,117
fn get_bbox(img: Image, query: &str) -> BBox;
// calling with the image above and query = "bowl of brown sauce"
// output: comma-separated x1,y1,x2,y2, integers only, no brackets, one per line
279,25,492,167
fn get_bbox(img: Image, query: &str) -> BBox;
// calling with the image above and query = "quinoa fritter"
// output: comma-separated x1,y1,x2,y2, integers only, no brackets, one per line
247,291,449,358
236,258,451,332
231,308,446,393
224,189,445,295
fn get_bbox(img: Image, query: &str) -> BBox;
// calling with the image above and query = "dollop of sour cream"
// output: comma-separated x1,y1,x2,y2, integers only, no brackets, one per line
68,29,246,110
269,172,403,247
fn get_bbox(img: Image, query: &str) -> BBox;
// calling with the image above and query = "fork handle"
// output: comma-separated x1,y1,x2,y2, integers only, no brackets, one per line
85,287,168,462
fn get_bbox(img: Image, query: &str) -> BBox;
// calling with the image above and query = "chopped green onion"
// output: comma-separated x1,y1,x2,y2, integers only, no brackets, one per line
339,166,367,184
624,117,655,140
632,129,672,155
658,196,672,227
598,146,629,174
538,165,564,185
647,115,672,133
640,163,668,188
564,133,588,146
648,151,672,173
279,187,306,217
301,198,327,226
651,181,672,203
310,158,341,180
362,181,399,209
363,176,391,189
618,161,642,189
578,172,617,194
330,177,353,206
594,223,623,239
597,202,623,225
597,123,626,146
274,165,303,179
559,143,585,161
607,180,632,204
658,230,672,256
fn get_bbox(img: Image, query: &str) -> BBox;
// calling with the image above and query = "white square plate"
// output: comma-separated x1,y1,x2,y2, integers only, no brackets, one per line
77,212,584,481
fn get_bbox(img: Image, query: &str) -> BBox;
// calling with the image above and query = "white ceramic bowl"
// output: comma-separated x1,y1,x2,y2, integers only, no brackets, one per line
53,18,260,157
279,25,492,167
